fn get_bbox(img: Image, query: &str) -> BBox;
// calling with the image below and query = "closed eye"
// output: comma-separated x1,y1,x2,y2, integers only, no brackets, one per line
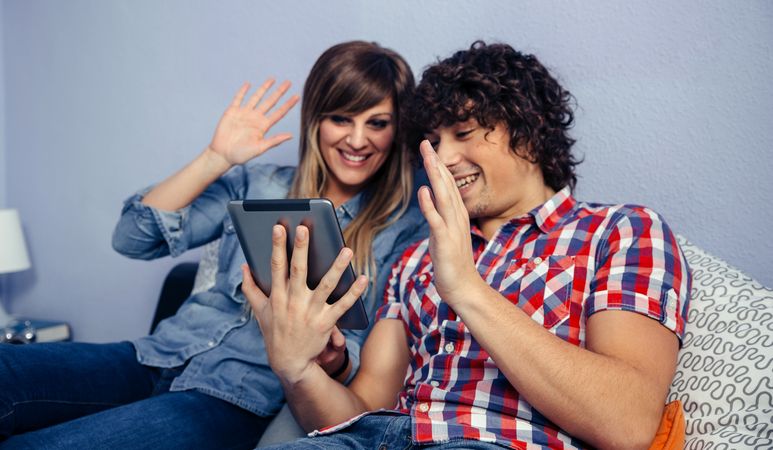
456,129,475,139
328,115,351,125
367,119,391,129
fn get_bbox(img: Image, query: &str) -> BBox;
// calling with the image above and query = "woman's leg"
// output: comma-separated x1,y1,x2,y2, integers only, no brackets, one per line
0,341,157,438
2,390,271,450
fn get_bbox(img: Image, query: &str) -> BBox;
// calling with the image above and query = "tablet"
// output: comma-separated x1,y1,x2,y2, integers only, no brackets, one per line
228,198,369,330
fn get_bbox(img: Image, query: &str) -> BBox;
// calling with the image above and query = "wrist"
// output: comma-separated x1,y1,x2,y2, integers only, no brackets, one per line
326,347,350,381
201,146,233,174
442,272,489,308
277,360,319,387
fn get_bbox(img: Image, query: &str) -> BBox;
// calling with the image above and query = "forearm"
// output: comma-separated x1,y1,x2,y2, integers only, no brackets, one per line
453,280,670,449
142,147,231,211
281,364,370,432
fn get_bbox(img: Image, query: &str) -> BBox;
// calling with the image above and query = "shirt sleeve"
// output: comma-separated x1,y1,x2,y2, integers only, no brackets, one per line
376,256,408,322
584,206,691,340
111,165,249,259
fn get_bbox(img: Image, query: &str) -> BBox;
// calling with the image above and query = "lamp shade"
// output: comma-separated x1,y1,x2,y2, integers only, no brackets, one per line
0,209,31,274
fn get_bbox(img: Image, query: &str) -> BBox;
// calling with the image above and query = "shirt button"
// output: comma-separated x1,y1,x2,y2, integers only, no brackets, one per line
207,340,216,347
240,316,248,323
444,343,455,353
418,402,429,413
533,256,543,264
419,274,428,282
430,381,440,387
227,225,235,232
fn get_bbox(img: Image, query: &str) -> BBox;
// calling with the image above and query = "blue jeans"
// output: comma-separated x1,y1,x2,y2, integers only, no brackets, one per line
0,341,270,449
262,413,505,449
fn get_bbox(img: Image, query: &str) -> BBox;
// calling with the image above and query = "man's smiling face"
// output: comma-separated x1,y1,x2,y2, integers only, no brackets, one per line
425,119,554,232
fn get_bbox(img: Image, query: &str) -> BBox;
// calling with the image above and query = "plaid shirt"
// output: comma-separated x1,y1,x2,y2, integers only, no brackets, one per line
314,187,690,448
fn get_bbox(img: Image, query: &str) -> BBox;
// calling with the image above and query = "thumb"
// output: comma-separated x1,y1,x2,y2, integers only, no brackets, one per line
241,264,268,313
330,326,346,350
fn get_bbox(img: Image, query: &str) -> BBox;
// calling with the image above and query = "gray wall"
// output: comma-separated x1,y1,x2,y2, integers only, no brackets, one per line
2,0,772,342
0,3,5,208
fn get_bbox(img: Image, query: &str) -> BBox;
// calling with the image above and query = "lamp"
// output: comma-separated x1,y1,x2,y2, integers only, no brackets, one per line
0,209,31,327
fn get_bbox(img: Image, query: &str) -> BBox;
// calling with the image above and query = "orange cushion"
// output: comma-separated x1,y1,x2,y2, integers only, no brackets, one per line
647,400,685,450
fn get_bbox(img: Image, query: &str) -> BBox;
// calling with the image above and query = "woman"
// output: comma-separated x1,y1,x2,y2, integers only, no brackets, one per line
0,41,426,449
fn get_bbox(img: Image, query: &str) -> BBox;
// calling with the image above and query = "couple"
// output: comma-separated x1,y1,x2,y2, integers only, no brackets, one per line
0,41,690,449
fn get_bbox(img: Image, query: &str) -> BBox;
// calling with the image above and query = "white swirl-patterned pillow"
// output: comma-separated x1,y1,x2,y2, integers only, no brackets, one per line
669,235,772,449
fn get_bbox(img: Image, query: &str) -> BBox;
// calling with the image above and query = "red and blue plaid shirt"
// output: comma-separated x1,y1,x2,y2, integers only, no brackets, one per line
316,187,691,449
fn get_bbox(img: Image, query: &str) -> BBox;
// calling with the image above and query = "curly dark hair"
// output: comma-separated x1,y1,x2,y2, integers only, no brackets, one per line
409,41,580,191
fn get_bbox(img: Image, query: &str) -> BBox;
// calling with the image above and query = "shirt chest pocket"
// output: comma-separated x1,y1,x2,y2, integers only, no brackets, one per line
504,255,575,329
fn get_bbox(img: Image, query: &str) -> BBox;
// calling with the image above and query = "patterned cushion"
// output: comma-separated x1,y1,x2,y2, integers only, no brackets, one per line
191,239,220,294
669,235,772,448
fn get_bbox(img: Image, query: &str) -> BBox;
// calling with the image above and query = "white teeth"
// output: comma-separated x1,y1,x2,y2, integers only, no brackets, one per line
341,151,368,162
455,174,479,189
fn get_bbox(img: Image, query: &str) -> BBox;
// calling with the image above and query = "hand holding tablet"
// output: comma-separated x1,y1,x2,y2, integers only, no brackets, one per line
228,199,370,330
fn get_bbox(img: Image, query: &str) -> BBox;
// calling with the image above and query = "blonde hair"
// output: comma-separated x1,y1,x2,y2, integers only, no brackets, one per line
288,41,416,287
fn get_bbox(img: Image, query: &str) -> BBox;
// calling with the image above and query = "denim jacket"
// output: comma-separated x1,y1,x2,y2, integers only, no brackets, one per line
112,163,428,416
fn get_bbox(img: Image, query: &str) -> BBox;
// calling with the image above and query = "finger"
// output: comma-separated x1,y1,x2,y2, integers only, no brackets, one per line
289,225,310,293
256,80,291,115
419,140,456,222
311,247,354,307
330,326,346,349
433,147,468,222
329,275,368,321
230,82,251,108
257,133,294,153
419,141,452,211
266,94,300,125
269,224,289,299
245,78,276,110
418,185,447,232
241,263,268,314
427,142,469,230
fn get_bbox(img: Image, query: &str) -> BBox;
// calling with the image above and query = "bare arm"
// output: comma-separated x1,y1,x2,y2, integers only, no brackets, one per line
282,319,410,431
448,281,677,449
142,79,298,210
241,225,409,431
416,140,677,449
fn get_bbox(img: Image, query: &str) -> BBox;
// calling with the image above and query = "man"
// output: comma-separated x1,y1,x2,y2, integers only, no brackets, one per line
243,41,690,449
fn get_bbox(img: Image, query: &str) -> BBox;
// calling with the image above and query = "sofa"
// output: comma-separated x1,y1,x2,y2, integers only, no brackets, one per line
156,236,773,448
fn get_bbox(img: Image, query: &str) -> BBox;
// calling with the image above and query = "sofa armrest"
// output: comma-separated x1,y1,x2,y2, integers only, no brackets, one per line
150,262,199,333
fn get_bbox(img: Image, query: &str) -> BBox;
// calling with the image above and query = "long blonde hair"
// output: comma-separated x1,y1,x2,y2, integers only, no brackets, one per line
288,41,416,284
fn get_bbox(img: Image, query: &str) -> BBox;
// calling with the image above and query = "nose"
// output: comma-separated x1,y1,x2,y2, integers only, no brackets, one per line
345,124,368,151
434,141,462,168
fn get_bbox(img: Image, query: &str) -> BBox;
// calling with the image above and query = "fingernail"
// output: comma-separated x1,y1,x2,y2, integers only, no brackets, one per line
273,225,282,237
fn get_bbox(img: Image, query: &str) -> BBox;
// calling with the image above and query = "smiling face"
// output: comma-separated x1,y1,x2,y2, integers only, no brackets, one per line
426,119,556,237
318,97,395,206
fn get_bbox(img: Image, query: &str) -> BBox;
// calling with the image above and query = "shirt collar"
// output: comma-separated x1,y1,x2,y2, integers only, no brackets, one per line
529,186,576,233
336,187,369,221
469,186,576,238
